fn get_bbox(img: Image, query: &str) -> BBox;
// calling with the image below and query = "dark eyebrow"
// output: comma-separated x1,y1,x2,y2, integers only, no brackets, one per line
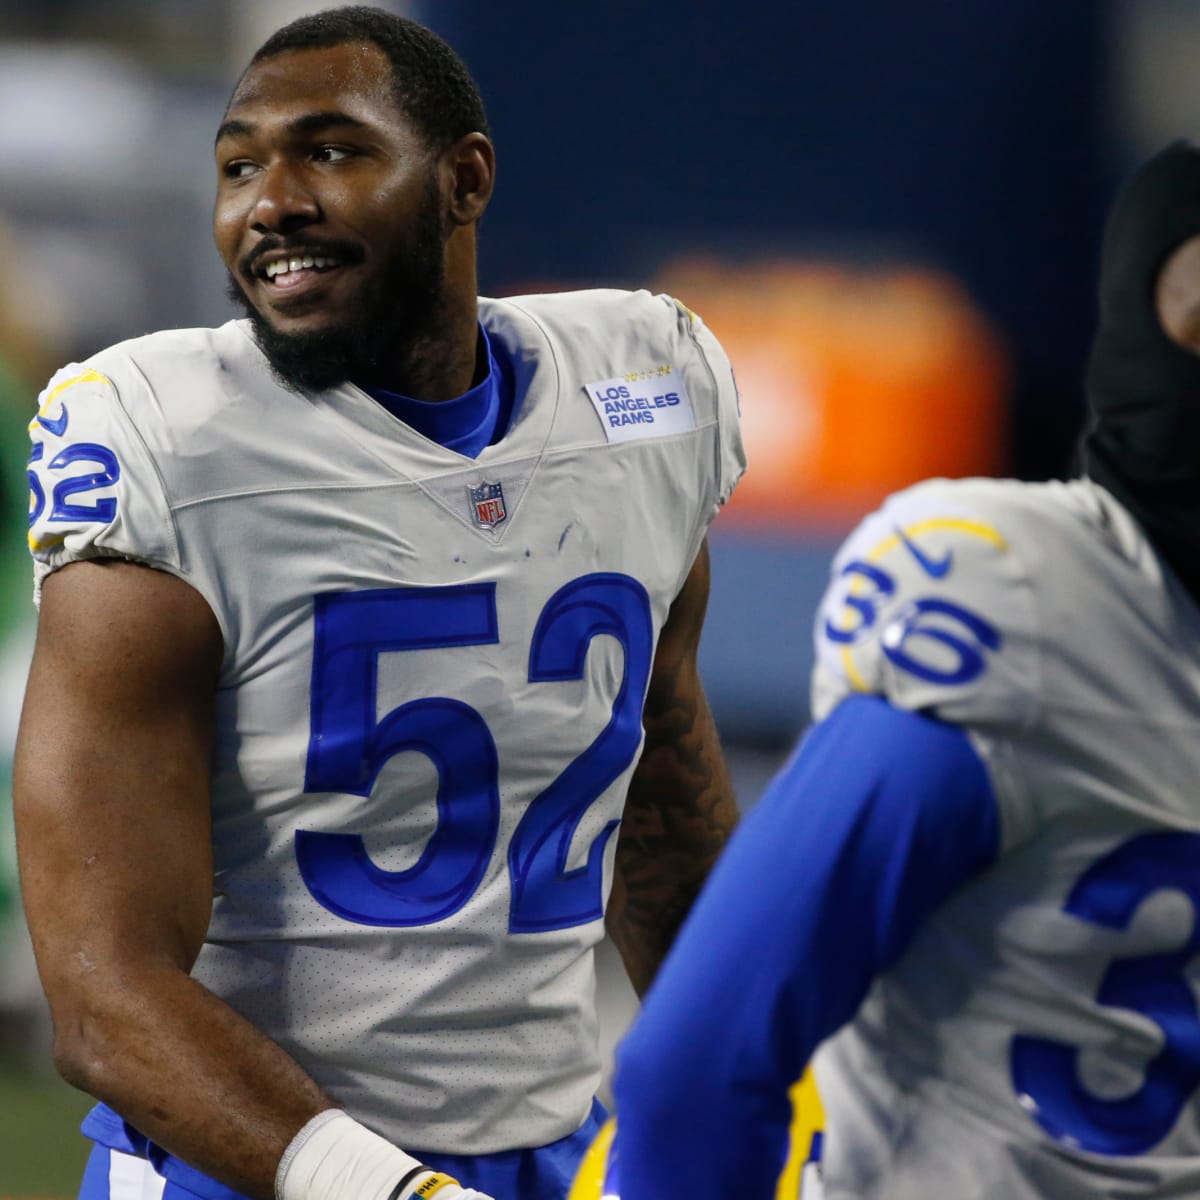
215,111,369,148
215,117,254,146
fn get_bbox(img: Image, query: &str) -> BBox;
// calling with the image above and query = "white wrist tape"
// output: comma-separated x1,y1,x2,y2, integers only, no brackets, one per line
276,1109,455,1200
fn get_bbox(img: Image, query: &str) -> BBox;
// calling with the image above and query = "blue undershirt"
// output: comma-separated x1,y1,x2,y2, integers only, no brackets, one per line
613,694,1000,1200
359,325,516,458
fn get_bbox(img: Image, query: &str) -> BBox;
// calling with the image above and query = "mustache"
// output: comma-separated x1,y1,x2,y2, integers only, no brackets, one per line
239,236,366,281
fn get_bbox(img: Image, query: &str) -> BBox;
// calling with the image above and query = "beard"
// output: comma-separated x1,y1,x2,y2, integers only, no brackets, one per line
226,178,447,394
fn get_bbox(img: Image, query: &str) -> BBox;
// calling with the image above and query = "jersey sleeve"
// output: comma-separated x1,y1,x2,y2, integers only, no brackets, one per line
613,695,999,1200
27,362,180,604
810,479,1041,846
662,293,746,513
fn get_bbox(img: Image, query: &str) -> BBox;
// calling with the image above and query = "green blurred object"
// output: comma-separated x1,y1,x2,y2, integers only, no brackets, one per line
0,1061,93,1194
0,762,12,920
0,352,33,643
0,352,33,928
0,349,84,1197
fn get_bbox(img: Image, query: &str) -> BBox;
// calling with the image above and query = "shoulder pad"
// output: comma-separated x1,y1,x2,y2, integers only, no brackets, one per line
811,479,1041,729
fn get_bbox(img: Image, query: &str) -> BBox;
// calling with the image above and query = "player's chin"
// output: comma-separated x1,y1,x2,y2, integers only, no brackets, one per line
259,308,337,341
255,292,349,340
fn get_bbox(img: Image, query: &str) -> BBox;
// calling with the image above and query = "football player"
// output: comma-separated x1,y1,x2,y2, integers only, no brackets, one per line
14,8,744,1200
610,139,1200,1199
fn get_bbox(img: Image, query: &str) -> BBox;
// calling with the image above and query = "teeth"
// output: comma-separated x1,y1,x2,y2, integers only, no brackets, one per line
263,255,340,280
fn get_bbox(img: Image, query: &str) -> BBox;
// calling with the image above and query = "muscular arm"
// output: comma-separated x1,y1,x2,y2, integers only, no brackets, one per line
605,539,739,995
14,560,333,1199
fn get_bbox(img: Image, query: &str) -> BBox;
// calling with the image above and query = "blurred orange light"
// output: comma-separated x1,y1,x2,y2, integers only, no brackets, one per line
657,259,1010,531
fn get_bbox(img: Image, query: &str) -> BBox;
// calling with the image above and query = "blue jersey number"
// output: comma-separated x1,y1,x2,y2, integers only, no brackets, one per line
510,574,653,931
296,574,653,932
880,597,1002,687
1011,831,1200,1155
823,559,1000,687
28,441,121,528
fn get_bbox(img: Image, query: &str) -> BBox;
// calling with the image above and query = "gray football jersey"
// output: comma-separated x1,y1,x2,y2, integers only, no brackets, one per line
810,476,1200,1198
26,289,744,1153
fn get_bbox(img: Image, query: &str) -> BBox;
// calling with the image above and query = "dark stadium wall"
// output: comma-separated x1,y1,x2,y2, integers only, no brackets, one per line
430,0,1112,487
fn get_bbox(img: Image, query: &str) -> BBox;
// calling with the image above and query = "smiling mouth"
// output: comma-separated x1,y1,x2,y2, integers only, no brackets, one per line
259,254,344,291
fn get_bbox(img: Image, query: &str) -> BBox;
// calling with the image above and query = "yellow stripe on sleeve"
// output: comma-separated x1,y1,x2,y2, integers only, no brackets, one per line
27,531,66,553
864,517,1007,563
28,367,110,433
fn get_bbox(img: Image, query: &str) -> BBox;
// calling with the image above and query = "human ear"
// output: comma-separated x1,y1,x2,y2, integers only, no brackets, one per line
443,132,495,227
1156,233,1200,355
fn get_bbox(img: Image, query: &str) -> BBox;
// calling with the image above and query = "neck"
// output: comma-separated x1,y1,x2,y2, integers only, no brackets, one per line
372,234,482,402
368,296,480,401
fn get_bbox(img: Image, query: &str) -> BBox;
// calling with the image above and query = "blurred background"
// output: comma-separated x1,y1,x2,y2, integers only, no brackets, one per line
0,0,1197,1191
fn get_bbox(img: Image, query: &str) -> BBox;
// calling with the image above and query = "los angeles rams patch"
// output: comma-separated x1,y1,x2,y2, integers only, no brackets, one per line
584,368,697,443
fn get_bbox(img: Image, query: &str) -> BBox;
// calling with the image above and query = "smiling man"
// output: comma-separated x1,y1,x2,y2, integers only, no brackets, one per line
215,28,481,400
13,9,744,1200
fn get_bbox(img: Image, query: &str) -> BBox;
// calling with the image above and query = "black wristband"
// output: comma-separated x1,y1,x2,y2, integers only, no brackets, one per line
387,1165,430,1200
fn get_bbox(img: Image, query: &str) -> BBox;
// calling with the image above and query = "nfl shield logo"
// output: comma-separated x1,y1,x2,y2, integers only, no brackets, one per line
468,480,508,530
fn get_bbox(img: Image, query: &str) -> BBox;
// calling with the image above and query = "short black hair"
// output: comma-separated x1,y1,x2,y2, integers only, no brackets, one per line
248,5,489,151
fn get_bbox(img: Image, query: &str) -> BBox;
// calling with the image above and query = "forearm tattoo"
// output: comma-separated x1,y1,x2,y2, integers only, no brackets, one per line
609,663,738,995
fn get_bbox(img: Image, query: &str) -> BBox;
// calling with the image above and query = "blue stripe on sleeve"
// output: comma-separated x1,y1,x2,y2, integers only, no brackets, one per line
612,694,1000,1200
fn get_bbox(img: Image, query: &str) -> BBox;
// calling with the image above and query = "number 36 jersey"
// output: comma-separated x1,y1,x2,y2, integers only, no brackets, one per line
811,476,1200,1198
26,289,744,1154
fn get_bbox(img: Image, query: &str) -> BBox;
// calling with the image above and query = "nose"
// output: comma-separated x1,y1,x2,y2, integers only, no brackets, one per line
250,160,320,235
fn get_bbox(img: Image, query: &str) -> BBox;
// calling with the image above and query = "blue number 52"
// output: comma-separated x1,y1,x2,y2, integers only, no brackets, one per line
295,574,653,933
